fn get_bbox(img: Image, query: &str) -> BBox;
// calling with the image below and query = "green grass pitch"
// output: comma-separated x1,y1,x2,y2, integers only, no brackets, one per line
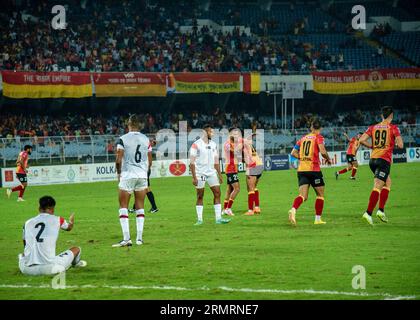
0,163,419,300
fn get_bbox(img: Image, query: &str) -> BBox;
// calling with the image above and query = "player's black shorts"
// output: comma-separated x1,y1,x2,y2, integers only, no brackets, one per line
226,172,239,185
16,173,27,183
297,171,325,187
369,158,391,182
346,154,357,163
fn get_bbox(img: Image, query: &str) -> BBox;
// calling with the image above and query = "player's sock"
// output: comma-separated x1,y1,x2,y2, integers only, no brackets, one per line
351,167,358,178
227,198,234,209
315,196,324,219
292,195,304,210
18,186,26,198
338,168,350,175
118,208,130,241
254,189,260,207
223,200,228,210
135,209,145,241
366,188,380,215
196,205,203,221
248,192,255,211
146,191,157,209
11,185,23,193
214,203,222,221
378,187,390,212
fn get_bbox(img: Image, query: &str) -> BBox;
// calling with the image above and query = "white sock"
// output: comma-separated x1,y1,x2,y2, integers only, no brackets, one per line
196,205,203,221
135,209,145,241
315,215,321,222
214,203,222,221
119,208,130,241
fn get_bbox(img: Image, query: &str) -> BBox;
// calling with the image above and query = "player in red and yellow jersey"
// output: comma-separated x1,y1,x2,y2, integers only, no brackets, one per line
288,119,332,226
243,133,264,216
222,128,243,216
335,132,363,180
359,106,404,225
7,145,33,202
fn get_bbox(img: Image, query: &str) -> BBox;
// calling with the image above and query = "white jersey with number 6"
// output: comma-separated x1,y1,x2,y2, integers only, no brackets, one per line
21,213,70,266
116,131,151,180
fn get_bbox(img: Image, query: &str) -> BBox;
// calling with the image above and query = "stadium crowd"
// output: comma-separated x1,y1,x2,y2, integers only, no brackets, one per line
0,0,413,74
0,108,417,139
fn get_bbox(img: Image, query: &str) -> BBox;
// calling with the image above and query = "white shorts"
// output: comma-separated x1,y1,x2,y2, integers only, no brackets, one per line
196,173,220,189
119,178,148,193
19,249,75,276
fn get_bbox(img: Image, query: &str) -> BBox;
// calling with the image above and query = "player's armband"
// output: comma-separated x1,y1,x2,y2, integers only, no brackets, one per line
293,144,300,150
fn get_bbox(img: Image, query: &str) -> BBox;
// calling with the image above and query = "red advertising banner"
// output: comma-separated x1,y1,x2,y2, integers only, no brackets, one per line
1,71,92,98
167,73,242,93
312,68,420,94
93,72,167,97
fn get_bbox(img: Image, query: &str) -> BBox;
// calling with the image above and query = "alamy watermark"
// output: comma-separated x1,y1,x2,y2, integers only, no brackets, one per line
51,5,66,30
352,265,366,290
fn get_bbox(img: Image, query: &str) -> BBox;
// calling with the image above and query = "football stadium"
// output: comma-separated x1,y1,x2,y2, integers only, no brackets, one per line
0,0,419,306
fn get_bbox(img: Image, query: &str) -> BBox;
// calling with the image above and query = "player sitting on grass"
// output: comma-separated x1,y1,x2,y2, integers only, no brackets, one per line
19,195,86,276
288,119,332,226
190,124,230,225
335,132,362,180
358,106,404,225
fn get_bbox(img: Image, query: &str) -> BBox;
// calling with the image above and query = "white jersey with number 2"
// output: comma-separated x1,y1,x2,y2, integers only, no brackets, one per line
116,131,151,180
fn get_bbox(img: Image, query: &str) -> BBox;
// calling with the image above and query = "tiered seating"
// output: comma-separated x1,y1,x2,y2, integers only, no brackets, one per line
381,32,420,65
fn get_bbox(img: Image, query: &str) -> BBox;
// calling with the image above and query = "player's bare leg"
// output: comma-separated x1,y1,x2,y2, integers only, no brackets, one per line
244,176,256,215
314,186,326,224
363,178,386,226
134,189,147,245
211,185,230,224
376,176,391,223
194,188,205,225
9,181,27,201
225,182,239,216
113,190,133,247
289,185,309,226
223,184,233,215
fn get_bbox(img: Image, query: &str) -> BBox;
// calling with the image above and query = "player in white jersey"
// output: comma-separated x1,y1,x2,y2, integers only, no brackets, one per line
19,196,86,276
113,115,152,247
189,124,231,225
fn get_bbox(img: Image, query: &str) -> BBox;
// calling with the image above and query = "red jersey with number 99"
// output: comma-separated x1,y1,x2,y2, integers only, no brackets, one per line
365,121,401,164
295,133,324,172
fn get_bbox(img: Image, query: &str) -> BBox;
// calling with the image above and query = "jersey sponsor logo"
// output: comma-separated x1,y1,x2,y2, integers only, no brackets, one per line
169,160,187,176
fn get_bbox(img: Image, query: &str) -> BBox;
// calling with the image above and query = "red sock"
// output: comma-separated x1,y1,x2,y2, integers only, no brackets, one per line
223,200,228,210
379,188,390,212
254,189,260,207
12,185,23,192
338,168,349,175
19,187,26,198
248,192,255,211
227,198,234,209
367,189,380,215
315,197,324,216
292,195,304,210
351,167,357,177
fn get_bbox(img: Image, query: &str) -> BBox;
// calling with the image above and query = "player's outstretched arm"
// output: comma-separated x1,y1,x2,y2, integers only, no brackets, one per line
343,132,351,142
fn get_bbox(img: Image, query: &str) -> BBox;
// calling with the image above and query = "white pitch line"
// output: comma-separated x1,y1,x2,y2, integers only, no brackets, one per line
0,284,416,300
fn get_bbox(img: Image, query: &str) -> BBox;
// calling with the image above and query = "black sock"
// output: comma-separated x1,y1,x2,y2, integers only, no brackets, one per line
147,191,157,209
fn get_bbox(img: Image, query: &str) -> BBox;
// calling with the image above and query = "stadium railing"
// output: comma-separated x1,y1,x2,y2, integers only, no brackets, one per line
0,124,418,167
